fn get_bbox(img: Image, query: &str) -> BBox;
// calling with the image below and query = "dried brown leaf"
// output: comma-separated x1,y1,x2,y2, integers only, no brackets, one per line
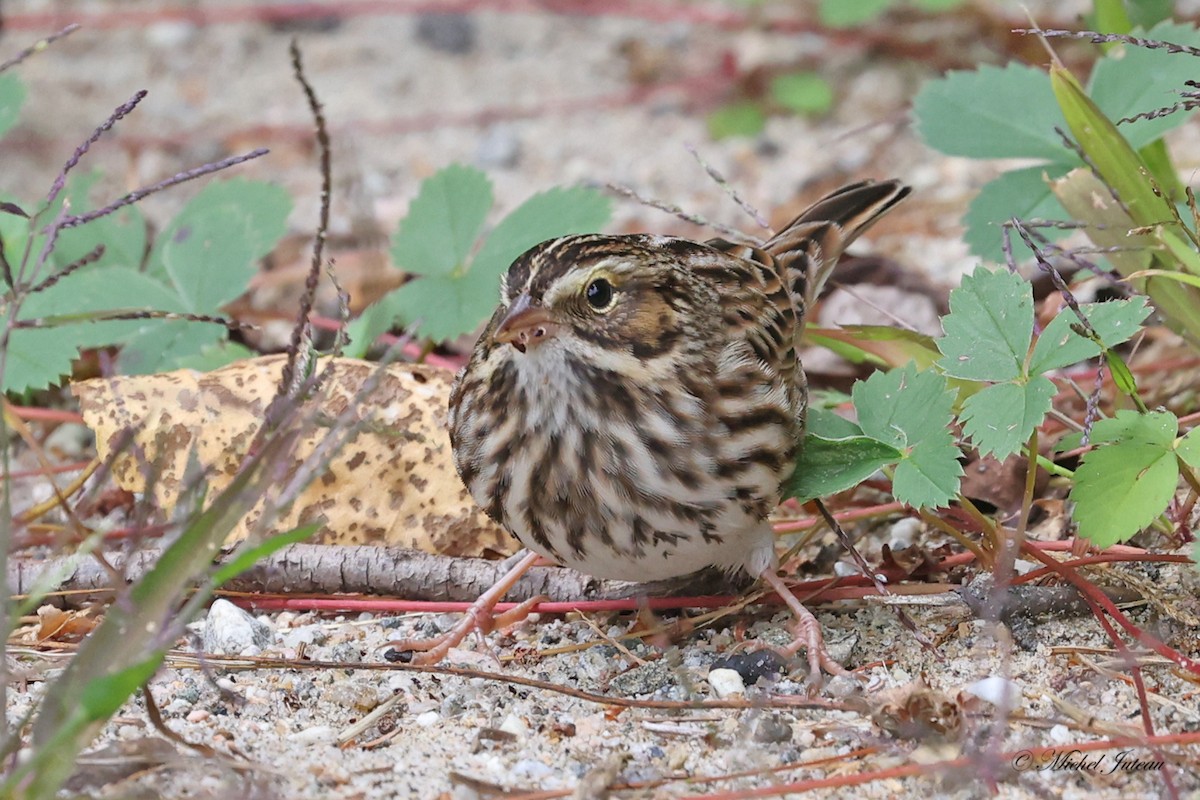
73,355,516,558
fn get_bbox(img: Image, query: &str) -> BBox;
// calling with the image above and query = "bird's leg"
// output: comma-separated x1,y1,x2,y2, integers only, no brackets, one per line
387,550,547,664
758,567,848,680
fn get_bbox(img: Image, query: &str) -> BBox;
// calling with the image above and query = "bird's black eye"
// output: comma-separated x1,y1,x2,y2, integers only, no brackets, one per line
585,278,614,311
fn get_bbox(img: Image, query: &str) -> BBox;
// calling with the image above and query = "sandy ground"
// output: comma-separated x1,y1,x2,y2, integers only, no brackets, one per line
3,2,1200,798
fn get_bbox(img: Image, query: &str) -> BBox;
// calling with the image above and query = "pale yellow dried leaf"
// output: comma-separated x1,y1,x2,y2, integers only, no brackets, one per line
72,355,517,558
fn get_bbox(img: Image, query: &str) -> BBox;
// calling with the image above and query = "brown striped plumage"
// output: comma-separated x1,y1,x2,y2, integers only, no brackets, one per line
406,180,909,676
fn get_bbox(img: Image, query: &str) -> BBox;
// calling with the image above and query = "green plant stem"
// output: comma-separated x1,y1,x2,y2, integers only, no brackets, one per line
1034,453,1074,479
956,494,1002,559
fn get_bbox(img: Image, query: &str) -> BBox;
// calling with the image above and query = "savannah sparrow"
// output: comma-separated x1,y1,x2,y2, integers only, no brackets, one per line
392,179,910,679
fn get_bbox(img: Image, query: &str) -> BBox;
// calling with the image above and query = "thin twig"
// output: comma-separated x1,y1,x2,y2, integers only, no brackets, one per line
685,144,772,232
0,24,80,74
602,183,763,245
53,149,270,232
46,90,148,207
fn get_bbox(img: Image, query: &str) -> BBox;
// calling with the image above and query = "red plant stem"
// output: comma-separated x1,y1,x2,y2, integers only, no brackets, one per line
6,406,84,424
771,501,906,533
1013,552,1191,584
1021,542,1200,676
665,732,1200,800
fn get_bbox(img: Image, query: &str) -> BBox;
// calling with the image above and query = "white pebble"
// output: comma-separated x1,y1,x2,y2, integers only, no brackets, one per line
888,517,922,549
415,710,440,727
964,676,1022,708
707,668,746,698
203,599,273,655
1049,723,1073,744
499,714,528,739
288,725,336,744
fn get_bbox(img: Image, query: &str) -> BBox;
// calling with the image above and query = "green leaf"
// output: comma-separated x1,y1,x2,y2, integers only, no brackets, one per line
1089,22,1200,150
154,179,290,311
769,72,834,116
962,164,1071,263
912,62,1072,162
913,0,965,7
52,171,148,272
806,406,863,439
1176,426,1200,469
210,523,320,587
819,0,890,27
895,437,963,509
707,102,766,140
472,186,612,287
1087,409,1176,447
1070,439,1178,547
0,267,184,392
377,184,611,344
384,274,499,343
1126,0,1173,28
785,433,902,503
936,268,1034,382
959,378,1056,460
116,321,225,375
1028,297,1151,374
81,658,162,720
0,73,26,138
391,164,492,276
852,363,962,507
172,341,256,371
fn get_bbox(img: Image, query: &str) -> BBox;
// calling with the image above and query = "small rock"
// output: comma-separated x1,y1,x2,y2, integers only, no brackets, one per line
186,709,210,724
288,725,335,744
751,714,793,744
414,710,440,727
710,650,786,685
202,599,272,655
512,759,554,780
608,660,673,696
415,13,476,54
964,676,1022,708
707,668,745,698
499,714,528,739
1049,723,1073,744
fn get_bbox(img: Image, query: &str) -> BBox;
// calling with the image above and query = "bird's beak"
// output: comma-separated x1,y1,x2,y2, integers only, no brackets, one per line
493,294,559,353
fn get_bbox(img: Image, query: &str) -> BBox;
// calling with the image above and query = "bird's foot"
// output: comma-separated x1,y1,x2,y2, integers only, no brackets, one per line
386,550,546,665
758,568,849,683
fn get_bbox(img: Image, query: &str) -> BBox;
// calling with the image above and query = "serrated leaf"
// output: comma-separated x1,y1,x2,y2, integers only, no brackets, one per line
769,72,833,116
894,437,962,508
1070,439,1177,547
1090,22,1200,149
913,63,1072,162
852,363,962,507
0,267,184,392
855,363,957,447
819,0,890,27
376,185,611,343
707,102,766,140
154,180,290,311
391,164,492,276
384,274,499,343
1028,297,1150,374
959,378,1056,460
0,73,26,138
936,268,1034,381
1088,409,1176,447
1176,427,1200,469
963,164,1071,263
472,186,611,287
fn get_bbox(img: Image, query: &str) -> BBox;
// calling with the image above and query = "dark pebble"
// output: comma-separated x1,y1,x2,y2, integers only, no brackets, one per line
711,650,787,684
